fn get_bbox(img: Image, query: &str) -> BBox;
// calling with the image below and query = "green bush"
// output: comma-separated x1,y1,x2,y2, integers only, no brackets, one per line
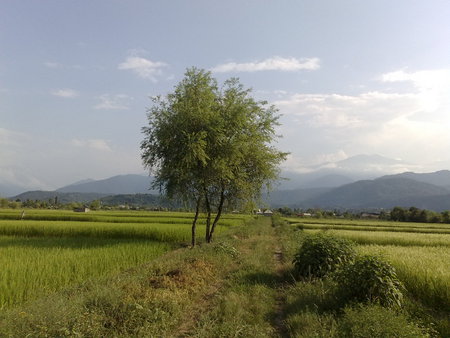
335,255,404,308
338,304,427,338
292,233,355,279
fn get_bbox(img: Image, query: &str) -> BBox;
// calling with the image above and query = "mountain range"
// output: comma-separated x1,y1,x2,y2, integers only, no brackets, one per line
269,170,450,211
5,154,450,212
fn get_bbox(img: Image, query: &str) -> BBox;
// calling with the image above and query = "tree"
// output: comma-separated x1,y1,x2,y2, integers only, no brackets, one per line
141,68,287,246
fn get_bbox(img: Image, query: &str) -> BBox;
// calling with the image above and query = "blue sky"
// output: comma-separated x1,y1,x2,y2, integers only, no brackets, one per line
1,0,450,190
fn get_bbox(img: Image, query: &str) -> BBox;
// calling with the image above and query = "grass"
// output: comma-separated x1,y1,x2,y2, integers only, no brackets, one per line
0,236,171,308
0,216,267,337
357,245,450,310
285,217,450,229
304,228,450,247
0,209,250,309
0,220,216,241
296,222,450,234
0,213,446,336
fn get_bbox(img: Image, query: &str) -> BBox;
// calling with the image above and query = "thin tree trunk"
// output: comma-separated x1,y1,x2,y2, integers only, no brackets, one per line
208,189,225,242
204,190,212,242
191,196,201,247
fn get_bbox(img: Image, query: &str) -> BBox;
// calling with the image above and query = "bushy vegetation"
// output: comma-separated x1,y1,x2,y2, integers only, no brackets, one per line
358,245,450,310
335,254,404,308
292,233,355,278
338,304,427,338
391,206,450,223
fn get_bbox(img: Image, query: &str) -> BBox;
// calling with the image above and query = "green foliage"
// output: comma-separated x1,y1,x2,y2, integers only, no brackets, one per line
338,304,427,338
292,233,356,278
391,206,447,224
141,67,287,244
335,254,404,308
213,241,240,259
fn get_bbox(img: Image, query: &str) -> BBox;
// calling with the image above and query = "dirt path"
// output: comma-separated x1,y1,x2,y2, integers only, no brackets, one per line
272,241,289,337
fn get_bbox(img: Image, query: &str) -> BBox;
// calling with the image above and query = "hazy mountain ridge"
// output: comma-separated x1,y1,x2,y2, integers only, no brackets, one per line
6,155,450,211
379,170,450,189
271,172,450,211
56,174,157,195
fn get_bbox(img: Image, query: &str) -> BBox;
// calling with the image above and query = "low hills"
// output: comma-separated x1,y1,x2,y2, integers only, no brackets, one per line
6,155,450,211
270,172,450,211
56,174,158,195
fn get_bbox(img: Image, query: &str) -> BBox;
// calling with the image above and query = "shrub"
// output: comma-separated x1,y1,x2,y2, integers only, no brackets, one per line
292,233,355,279
335,255,404,308
338,304,426,338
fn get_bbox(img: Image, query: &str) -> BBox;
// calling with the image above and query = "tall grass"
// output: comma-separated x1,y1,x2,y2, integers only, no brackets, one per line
0,221,205,242
0,210,249,308
286,217,450,230
0,209,249,225
357,245,450,310
297,223,450,234
304,229,450,247
0,236,172,308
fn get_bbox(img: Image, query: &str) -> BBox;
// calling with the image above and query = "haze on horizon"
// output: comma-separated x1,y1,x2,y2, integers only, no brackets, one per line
1,1,449,191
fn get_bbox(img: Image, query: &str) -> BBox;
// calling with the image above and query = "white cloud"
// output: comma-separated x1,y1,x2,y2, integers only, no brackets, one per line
275,91,418,129
51,88,79,98
275,68,450,167
382,69,450,115
211,56,320,73
71,139,112,152
118,56,167,81
94,94,132,110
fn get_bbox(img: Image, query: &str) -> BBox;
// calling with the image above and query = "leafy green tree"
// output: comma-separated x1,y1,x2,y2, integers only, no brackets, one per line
141,68,287,246
390,206,407,222
90,200,101,210
442,211,450,223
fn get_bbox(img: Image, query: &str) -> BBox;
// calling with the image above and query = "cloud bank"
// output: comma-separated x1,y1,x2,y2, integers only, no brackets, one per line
118,56,167,81
276,68,450,169
212,56,320,73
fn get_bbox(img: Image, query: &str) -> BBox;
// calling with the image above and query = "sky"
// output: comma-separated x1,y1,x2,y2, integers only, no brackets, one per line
1,0,450,190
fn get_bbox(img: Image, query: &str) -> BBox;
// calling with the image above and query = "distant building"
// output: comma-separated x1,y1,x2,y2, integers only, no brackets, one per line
297,212,312,217
263,209,273,216
74,207,90,213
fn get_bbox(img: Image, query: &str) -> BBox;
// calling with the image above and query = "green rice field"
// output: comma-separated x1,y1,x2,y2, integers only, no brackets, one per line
286,217,450,311
0,209,249,308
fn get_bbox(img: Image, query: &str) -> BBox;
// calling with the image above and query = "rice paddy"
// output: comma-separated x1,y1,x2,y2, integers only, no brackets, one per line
0,209,249,308
288,216,450,313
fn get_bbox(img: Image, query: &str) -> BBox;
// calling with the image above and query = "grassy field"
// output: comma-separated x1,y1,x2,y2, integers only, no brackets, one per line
0,209,249,309
288,217,450,323
0,214,447,337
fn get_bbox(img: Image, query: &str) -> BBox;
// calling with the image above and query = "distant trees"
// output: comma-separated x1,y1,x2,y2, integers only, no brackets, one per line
389,206,444,223
141,68,287,246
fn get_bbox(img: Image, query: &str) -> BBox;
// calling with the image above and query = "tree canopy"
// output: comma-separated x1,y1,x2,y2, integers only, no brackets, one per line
141,68,287,246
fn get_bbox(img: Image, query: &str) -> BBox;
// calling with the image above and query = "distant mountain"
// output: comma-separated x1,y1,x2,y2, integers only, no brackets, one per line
13,191,107,204
267,187,332,208
277,154,416,190
380,170,450,189
300,177,450,210
56,174,157,195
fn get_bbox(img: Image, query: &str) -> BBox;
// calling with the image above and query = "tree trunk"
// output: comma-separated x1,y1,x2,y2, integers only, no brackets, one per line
204,191,212,242
208,189,225,242
191,197,201,247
